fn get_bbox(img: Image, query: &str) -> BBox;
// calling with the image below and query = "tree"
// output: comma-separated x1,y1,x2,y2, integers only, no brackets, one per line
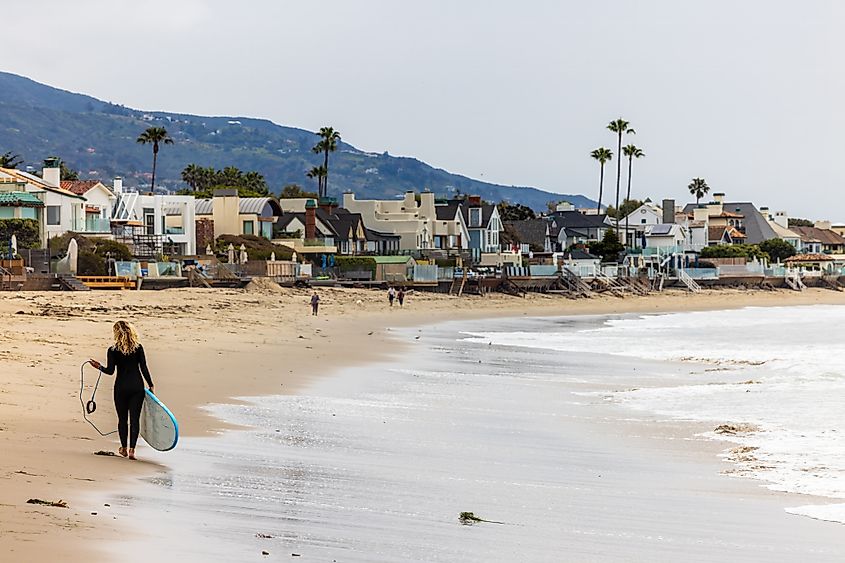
0,151,23,169
588,230,625,262
60,161,79,181
606,199,643,219
607,118,635,234
621,144,645,247
136,127,173,191
280,184,318,199
688,177,710,204
311,126,340,199
788,217,814,227
306,166,327,195
181,163,204,191
590,147,613,214
497,201,536,221
759,238,797,262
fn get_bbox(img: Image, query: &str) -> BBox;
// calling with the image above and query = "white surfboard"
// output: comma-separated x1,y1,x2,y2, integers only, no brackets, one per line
139,389,179,451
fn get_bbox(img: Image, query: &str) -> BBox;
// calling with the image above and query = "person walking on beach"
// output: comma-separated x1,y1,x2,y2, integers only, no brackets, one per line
310,291,320,316
89,321,153,461
388,286,396,307
397,288,405,307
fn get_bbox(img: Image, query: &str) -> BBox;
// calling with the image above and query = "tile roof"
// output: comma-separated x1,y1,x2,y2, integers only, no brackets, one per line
789,226,845,246
435,201,463,221
784,253,835,262
60,180,104,195
0,191,45,207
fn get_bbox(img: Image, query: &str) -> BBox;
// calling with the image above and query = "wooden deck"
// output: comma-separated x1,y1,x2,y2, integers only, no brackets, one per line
76,276,136,290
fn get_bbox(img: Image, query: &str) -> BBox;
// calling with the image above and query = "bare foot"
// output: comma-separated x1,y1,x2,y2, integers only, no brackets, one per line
118,447,128,458
127,448,136,460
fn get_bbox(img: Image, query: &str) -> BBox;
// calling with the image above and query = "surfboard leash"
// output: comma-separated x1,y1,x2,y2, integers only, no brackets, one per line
79,360,117,436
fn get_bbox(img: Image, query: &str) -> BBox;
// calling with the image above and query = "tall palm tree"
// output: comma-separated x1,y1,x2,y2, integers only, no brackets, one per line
590,147,613,215
311,126,341,199
306,165,327,194
688,177,710,204
622,144,645,247
607,118,635,234
181,163,203,191
136,127,173,191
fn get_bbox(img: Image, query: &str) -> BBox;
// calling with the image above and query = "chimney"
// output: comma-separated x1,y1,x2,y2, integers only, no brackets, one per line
113,177,123,194
42,157,60,187
815,220,832,231
774,211,788,229
662,199,675,224
713,192,725,204
707,201,723,216
318,196,337,215
759,206,770,220
468,195,482,206
402,191,416,211
305,199,317,239
693,206,710,222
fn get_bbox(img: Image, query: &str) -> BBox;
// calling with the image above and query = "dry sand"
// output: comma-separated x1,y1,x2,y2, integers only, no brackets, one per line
3,285,845,561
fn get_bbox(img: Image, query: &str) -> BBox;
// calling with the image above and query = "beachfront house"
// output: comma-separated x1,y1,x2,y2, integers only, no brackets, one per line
680,193,776,246
0,180,46,248
460,196,502,253
195,189,283,241
1,160,88,240
343,191,436,251
433,199,470,252
504,219,553,255
644,223,688,249
547,210,611,250
620,200,663,248
60,180,116,235
789,222,845,254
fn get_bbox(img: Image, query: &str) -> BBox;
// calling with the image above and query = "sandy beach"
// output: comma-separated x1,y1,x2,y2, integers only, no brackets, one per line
4,286,845,561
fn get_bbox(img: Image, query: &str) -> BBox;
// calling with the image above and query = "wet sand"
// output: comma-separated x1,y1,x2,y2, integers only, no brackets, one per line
3,286,845,561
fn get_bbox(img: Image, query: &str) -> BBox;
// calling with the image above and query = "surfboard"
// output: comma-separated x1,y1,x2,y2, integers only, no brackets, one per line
139,389,179,451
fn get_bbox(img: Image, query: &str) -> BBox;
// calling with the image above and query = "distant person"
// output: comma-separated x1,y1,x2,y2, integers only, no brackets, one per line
397,288,405,307
310,292,320,316
89,321,154,461
388,286,396,307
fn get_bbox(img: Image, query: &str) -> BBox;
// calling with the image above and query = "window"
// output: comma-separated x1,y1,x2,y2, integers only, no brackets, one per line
469,208,481,227
641,219,647,224
243,220,254,235
46,205,61,225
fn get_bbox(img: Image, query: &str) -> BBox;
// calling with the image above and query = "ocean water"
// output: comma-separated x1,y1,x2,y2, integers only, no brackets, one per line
107,312,845,562
464,305,845,526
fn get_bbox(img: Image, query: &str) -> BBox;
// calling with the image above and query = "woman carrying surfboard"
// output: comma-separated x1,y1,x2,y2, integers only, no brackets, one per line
89,321,154,460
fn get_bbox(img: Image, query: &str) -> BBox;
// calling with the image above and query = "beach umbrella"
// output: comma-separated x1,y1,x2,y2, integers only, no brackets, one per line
205,244,213,256
227,243,235,264
239,244,248,264
68,238,79,274
292,252,298,263
270,251,276,262
10,234,17,257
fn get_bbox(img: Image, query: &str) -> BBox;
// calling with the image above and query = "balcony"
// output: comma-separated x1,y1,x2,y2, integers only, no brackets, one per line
84,217,112,233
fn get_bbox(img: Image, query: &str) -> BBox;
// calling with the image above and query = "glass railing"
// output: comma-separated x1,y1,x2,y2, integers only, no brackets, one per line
165,227,184,235
84,217,112,232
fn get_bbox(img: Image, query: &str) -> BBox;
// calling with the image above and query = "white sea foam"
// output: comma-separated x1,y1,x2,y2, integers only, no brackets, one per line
465,305,845,524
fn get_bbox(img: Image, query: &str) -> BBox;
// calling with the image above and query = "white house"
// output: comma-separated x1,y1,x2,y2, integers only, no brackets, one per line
60,180,116,234
644,223,687,249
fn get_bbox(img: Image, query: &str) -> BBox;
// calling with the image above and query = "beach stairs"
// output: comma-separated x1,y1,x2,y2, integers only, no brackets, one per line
617,273,651,296
449,270,468,296
0,265,11,291
56,273,91,291
821,273,843,292
559,269,593,298
651,273,666,292
785,272,805,291
677,269,702,293
187,268,213,288
593,270,627,297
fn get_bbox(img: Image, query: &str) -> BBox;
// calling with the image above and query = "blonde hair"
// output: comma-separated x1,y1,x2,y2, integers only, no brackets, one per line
113,321,140,355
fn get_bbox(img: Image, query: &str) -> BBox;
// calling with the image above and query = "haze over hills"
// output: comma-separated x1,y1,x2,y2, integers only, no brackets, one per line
0,71,597,210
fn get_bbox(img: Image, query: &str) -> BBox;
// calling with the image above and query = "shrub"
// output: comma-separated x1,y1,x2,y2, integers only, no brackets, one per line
700,244,768,261
589,231,625,262
758,238,796,262
77,251,107,275
335,256,376,274
214,234,293,262
0,219,41,249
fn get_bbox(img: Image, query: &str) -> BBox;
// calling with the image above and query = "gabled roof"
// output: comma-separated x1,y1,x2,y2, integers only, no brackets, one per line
0,167,86,200
316,208,364,241
548,210,609,230
457,200,496,227
566,249,600,260
60,180,112,196
435,201,463,221
366,228,401,242
681,202,775,244
790,226,845,246
276,212,338,238
505,219,549,248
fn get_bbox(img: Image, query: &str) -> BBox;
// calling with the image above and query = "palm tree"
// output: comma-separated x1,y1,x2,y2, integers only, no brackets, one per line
136,127,173,191
590,147,613,215
607,119,635,234
181,163,203,191
622,144,645,247
0,151,23,169
688,177,710,204
306,165,327,194
311,126,341,199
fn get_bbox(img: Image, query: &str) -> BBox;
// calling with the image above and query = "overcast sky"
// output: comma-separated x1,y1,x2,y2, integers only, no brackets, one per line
5,0,844,218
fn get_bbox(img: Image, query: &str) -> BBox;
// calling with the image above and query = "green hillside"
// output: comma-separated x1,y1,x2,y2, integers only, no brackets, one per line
0,71,597,210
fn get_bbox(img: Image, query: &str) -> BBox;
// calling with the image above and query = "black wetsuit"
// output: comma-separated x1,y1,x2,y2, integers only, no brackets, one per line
99,345,153,449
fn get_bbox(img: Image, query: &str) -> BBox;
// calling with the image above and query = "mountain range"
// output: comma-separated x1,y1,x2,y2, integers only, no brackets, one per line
0,71,597,210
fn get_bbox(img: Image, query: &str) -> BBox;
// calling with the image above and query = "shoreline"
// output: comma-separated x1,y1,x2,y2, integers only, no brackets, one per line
4,286,845,560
